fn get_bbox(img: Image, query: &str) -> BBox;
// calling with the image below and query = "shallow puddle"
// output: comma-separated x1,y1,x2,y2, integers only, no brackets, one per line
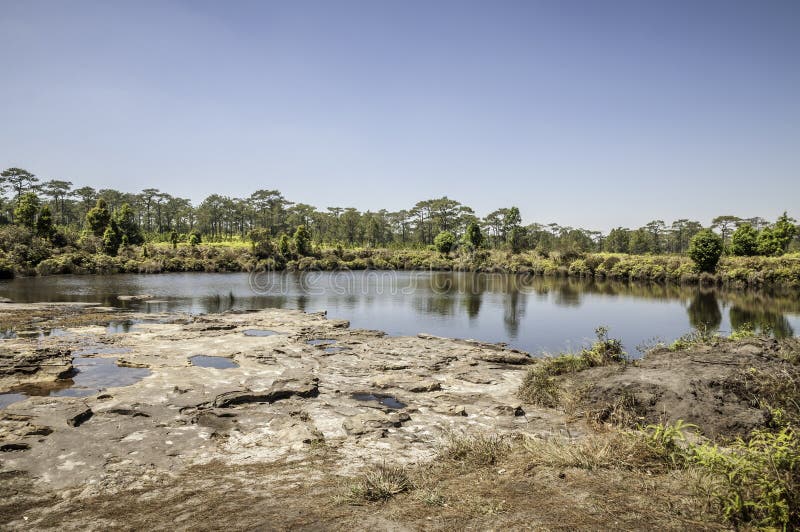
351,392,407,409
0,393,27,409
4,328,72,339
0,356,151,409
189,355,239,369
323,347,348,354
107,320,140,334
243,329,282,337
307,339,336,346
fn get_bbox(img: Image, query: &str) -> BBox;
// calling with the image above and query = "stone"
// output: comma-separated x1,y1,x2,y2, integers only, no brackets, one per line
66,407,94,427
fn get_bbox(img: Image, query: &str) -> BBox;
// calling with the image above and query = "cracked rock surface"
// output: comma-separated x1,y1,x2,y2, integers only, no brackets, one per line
0,304,570,529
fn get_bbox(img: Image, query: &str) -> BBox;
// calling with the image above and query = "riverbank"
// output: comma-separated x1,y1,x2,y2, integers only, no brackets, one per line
1,303,798,529
10,244,800,290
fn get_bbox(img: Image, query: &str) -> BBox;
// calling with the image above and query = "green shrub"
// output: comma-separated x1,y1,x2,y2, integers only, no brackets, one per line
689,230,724,272
434,231,456,254
731,224,759,256
463,221,483,249
293,225,312,256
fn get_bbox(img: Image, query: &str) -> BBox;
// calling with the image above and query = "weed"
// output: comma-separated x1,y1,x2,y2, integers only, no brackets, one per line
518,327,626,407
439,431,512,466
642,420,800,529
344,463,413,503
669,325,719,351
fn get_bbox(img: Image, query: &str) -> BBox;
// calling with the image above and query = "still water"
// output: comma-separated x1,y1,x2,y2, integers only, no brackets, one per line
1,272,798,356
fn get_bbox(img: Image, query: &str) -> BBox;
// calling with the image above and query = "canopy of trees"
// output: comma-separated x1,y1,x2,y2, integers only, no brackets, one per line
1,167,798,257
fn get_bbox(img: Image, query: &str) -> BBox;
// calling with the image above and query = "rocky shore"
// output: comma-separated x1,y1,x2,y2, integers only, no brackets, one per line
1,302,797,530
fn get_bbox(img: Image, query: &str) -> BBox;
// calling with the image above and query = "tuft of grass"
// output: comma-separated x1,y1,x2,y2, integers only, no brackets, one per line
668,325,719,351
518,327,626,407
590,389,644,427
729,322,757,340
344,463,413,503
439,431,513,466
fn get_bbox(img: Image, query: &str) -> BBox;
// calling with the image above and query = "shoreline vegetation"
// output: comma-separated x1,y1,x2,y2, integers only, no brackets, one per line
6,243,800,290
1,167,798,288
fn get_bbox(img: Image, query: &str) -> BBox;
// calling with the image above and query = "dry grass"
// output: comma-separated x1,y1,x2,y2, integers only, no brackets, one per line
438,430,514,466
342,463,413,503
523,431,676,473
518,327,627,408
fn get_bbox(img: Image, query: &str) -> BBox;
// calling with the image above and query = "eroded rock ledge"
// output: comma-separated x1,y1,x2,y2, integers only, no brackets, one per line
0,305,566,502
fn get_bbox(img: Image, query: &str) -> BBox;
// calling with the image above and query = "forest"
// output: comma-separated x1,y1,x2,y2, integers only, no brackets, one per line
2,166,797,257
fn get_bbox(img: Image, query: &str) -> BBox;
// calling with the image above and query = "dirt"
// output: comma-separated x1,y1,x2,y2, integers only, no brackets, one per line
567,337,800,438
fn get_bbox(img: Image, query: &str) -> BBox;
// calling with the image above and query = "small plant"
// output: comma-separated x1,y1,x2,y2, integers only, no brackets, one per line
439,431,512,466
643,420,697,466
730,322,756,340
668,325,718,351
345,463,412,503
692,426,799,528
518,327,626,407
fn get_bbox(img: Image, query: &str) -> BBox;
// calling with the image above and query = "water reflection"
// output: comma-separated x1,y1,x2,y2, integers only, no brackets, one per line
730,305,794,338
687,292,723,332
1,272,798,356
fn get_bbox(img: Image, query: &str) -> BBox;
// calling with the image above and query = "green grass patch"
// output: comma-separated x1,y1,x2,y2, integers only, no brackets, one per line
518,327,626,407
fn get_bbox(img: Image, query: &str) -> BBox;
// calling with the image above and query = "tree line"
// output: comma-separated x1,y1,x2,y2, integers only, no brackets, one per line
1,166,797,257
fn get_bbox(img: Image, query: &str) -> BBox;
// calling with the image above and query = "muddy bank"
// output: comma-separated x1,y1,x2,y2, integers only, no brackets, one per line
0,302,797,530
565,337,800,437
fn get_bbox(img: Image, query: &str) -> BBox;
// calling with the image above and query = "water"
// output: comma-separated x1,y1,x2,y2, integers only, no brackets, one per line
307,339,337,346
243,329,282,337
0,356,151,408
351,393,407,409
1,271,798,356
189,355,239,369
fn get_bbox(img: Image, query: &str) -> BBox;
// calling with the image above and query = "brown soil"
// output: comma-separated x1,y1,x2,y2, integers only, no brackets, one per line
565,337,800,438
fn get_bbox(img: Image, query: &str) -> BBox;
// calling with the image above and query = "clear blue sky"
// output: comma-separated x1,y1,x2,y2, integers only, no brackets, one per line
1,0,798,230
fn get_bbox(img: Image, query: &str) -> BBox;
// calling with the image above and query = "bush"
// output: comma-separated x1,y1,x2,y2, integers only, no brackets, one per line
293,225,312,256
248,228,273,259
433,231,456,254
689,230,724,272
731,224,759,256
463,221,483,249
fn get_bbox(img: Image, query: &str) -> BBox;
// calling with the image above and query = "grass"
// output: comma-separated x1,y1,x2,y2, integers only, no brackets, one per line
518,327,626,407
438,431,513,466
343,463,413,503
525,418,800,530
642,419,800,530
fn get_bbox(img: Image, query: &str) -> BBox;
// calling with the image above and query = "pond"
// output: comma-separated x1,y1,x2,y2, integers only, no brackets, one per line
1,271,799,356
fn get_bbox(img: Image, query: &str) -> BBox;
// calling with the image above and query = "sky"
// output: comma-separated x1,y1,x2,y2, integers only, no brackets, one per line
1,0,798,231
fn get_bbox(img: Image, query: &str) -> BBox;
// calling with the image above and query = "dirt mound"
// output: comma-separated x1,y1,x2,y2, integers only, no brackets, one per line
569,337,800,438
